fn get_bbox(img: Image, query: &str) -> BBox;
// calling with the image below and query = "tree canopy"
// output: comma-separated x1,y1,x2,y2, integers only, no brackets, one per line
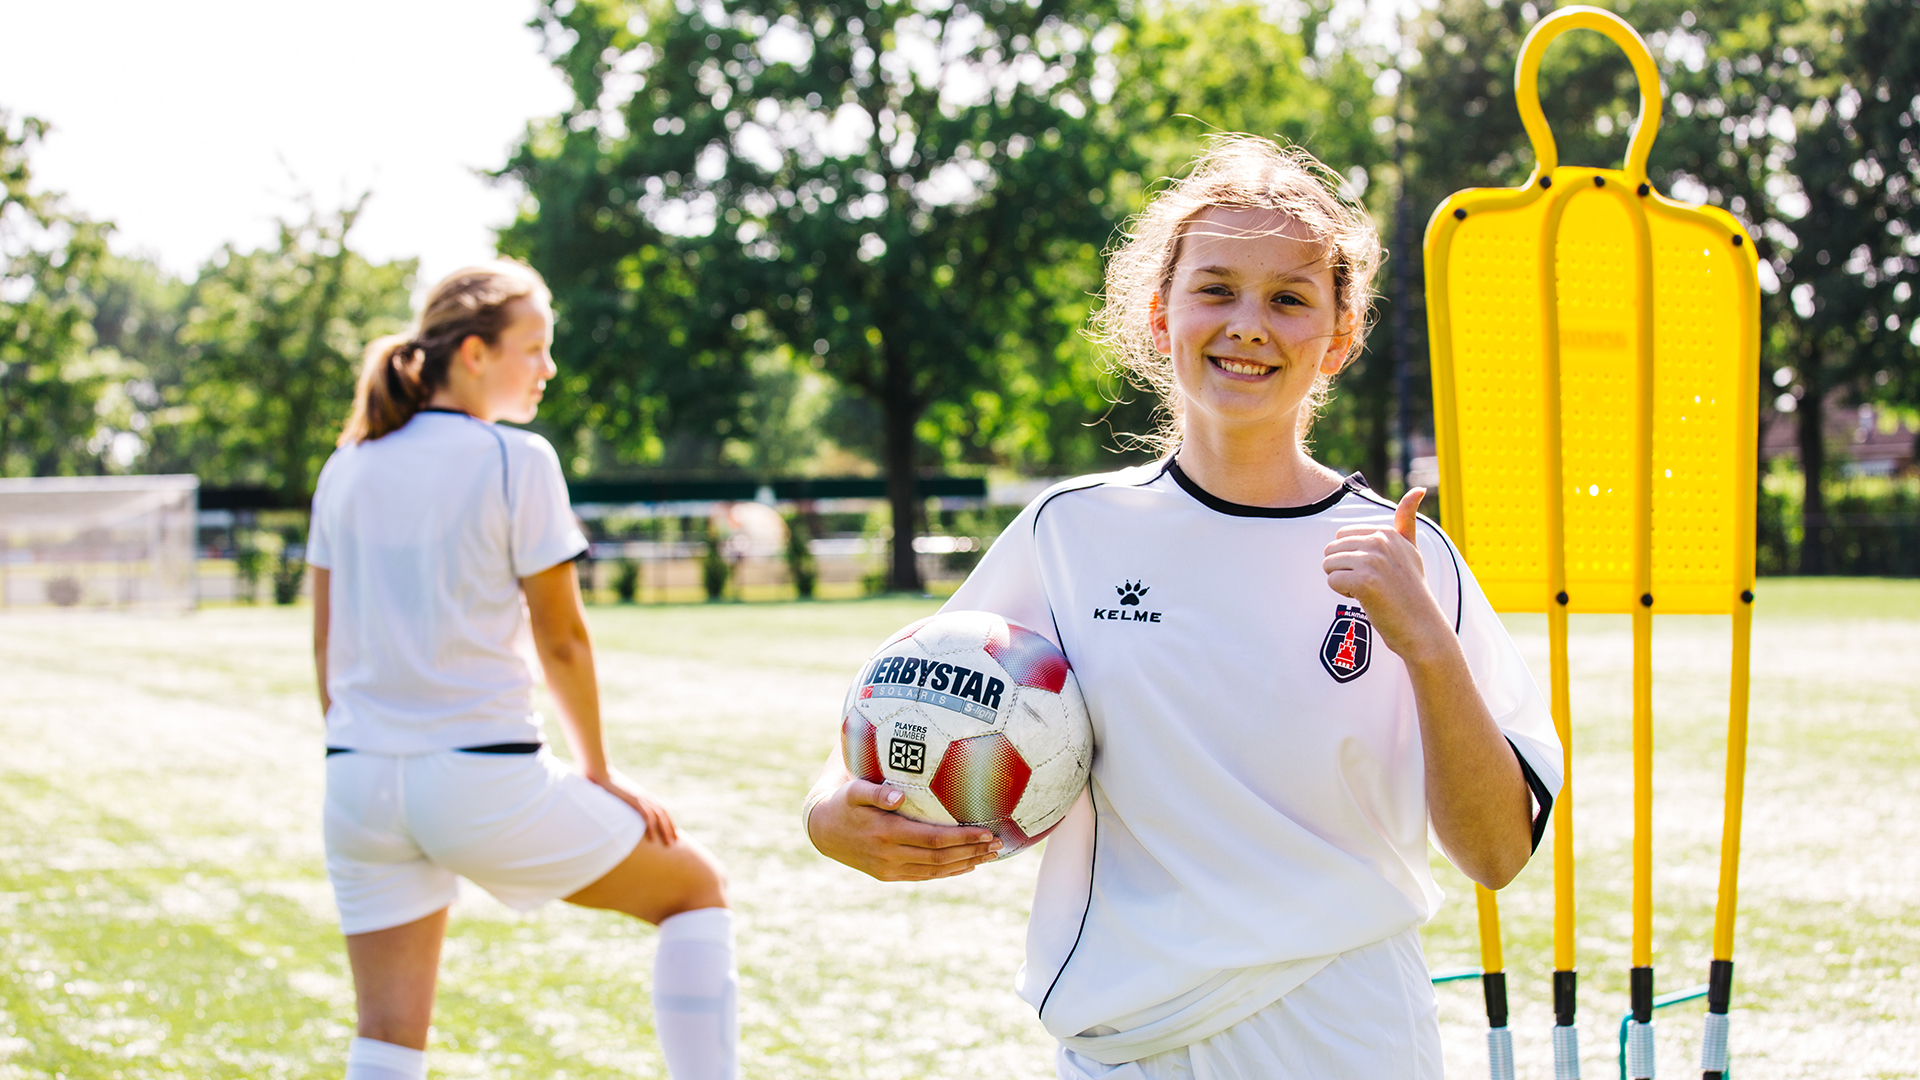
503,0,1144,588
166,202,415,498
0,110,118,477
1397,0,1918,569
0,0,1910,580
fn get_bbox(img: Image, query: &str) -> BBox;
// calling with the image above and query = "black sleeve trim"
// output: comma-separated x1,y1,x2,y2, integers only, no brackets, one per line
1029,464,1161,667
1026,459,1170,540
1030,467,1163,1019
1031,477,1119,536
1423,518,1465,634
1037,787,1099,1023
1509,738,1554,853
484,422,514,571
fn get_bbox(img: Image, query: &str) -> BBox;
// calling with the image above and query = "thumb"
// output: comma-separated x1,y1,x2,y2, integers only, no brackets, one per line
1395,488,1426,543
847,779,904,810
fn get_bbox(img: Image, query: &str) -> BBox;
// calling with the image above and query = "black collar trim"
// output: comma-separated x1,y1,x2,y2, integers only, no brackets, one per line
419,407,475,418
1167,458,1366,518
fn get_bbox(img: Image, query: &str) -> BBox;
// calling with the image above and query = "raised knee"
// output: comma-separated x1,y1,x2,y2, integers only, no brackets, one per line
664,842,729,917
689,844,730,907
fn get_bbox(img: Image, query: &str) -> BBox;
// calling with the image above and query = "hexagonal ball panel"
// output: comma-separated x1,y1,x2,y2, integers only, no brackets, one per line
930,731,1032,825
841,713,883,783
984,623,1070,692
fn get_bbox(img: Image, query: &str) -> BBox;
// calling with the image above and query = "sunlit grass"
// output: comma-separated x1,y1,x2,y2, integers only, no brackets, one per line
1426,579,1920,1079
0,580,1914,1077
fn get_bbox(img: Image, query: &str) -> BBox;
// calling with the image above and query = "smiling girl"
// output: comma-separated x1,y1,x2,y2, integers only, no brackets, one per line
309,262,736,1080
804,137,1563,1077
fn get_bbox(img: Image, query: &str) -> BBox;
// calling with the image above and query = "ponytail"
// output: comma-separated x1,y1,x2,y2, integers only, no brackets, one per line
340,335,430,444
337,259,551,446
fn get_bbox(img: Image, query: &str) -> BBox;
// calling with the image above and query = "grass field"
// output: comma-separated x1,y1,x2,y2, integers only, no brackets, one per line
0,579,1915,1078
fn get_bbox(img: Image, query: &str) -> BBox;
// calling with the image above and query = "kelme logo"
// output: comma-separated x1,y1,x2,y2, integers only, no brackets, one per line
1095,579,1162,623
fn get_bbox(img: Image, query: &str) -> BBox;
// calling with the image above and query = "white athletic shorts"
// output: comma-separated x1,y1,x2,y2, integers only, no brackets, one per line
323,748,645,936
1055,928,1442,1080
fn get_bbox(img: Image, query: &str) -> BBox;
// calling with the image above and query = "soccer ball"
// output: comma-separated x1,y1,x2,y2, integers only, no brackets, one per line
841,610,1092,859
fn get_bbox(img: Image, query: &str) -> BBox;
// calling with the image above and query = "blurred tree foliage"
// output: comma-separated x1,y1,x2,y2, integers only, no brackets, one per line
160,202,414,498
1398,0,1917,568
2,0,1910,585
0,110,119,477
503,0,1144,590
1721,0,1919,570
0,112,414,494
83,253,190,472
1111,2,1395,480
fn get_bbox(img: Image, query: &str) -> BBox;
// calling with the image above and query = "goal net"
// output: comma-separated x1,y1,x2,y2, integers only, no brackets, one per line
0,475,198,611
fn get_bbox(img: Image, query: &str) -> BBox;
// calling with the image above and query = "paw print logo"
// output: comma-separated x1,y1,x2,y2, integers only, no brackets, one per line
1115,580,1149,606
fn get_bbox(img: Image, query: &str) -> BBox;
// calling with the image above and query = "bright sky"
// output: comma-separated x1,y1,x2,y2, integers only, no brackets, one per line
0,0,573,288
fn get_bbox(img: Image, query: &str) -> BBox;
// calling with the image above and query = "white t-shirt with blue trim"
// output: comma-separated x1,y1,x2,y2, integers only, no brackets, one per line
307,410,588,754
940,457,1562,1064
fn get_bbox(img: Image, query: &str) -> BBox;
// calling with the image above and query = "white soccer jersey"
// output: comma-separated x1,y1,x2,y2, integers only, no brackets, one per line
941,457,1562,1064
307,410,588,753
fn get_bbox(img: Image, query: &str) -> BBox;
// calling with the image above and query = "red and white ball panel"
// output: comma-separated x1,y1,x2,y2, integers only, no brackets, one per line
840,610,1092,858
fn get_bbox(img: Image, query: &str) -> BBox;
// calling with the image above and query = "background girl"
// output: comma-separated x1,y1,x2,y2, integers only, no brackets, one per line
804,136,1562,1078
310,261,737,1080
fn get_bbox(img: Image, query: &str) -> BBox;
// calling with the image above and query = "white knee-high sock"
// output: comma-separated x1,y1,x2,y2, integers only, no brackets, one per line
653,907,738,1080
345,1036,427,1080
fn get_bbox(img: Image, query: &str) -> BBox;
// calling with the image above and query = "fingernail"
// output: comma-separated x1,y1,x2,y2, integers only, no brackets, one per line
884,789,902,805
978,832,995,843
988,842,1003,852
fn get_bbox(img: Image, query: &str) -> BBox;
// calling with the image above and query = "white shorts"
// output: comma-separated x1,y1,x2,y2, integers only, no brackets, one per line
323,748,645,936
1055,928,1442,1080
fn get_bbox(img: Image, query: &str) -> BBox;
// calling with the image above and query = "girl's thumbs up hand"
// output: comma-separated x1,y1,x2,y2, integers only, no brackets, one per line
1322,488,1453,667
1394,486,1422,543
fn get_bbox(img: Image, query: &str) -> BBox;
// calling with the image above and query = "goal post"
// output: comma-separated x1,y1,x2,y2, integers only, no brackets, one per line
0,475,199,611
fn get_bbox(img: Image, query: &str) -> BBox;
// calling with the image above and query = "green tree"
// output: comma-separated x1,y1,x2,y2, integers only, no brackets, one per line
1394,0,1663,496
171,200,414,497
0,109,119,477
85,252,192,474
1399,0,1918,569
1731,0,1918,570
1843,0,1920,419
1561,0,1918,571
1113,2,1393,479
504,0,1140,591
1643,0,1859,571
495,120,763,478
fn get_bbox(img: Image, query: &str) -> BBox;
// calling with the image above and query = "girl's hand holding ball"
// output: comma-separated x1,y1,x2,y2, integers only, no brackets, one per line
806,779,1001,882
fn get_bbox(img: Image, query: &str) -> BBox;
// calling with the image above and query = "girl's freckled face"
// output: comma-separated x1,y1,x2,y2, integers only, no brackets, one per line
1151,206,1350,440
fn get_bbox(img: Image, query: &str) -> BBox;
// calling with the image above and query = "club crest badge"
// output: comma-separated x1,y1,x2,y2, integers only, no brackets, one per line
1320,604,1372,683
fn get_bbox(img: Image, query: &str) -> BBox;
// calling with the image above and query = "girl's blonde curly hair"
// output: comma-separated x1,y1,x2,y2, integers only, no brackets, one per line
1090,134,1383,454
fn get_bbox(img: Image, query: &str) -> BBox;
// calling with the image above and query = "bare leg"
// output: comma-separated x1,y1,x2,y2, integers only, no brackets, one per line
569,836,735,1080
345,907,449,1050
563,835,727,923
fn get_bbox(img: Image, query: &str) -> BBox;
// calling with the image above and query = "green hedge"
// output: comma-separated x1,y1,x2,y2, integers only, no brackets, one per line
1759,469,1920,576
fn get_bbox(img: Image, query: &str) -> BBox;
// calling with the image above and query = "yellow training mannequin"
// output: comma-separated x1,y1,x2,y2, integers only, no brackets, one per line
1421,8,1758,1079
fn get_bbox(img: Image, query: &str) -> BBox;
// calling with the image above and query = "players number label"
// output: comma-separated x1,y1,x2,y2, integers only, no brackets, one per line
889,737,927,774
